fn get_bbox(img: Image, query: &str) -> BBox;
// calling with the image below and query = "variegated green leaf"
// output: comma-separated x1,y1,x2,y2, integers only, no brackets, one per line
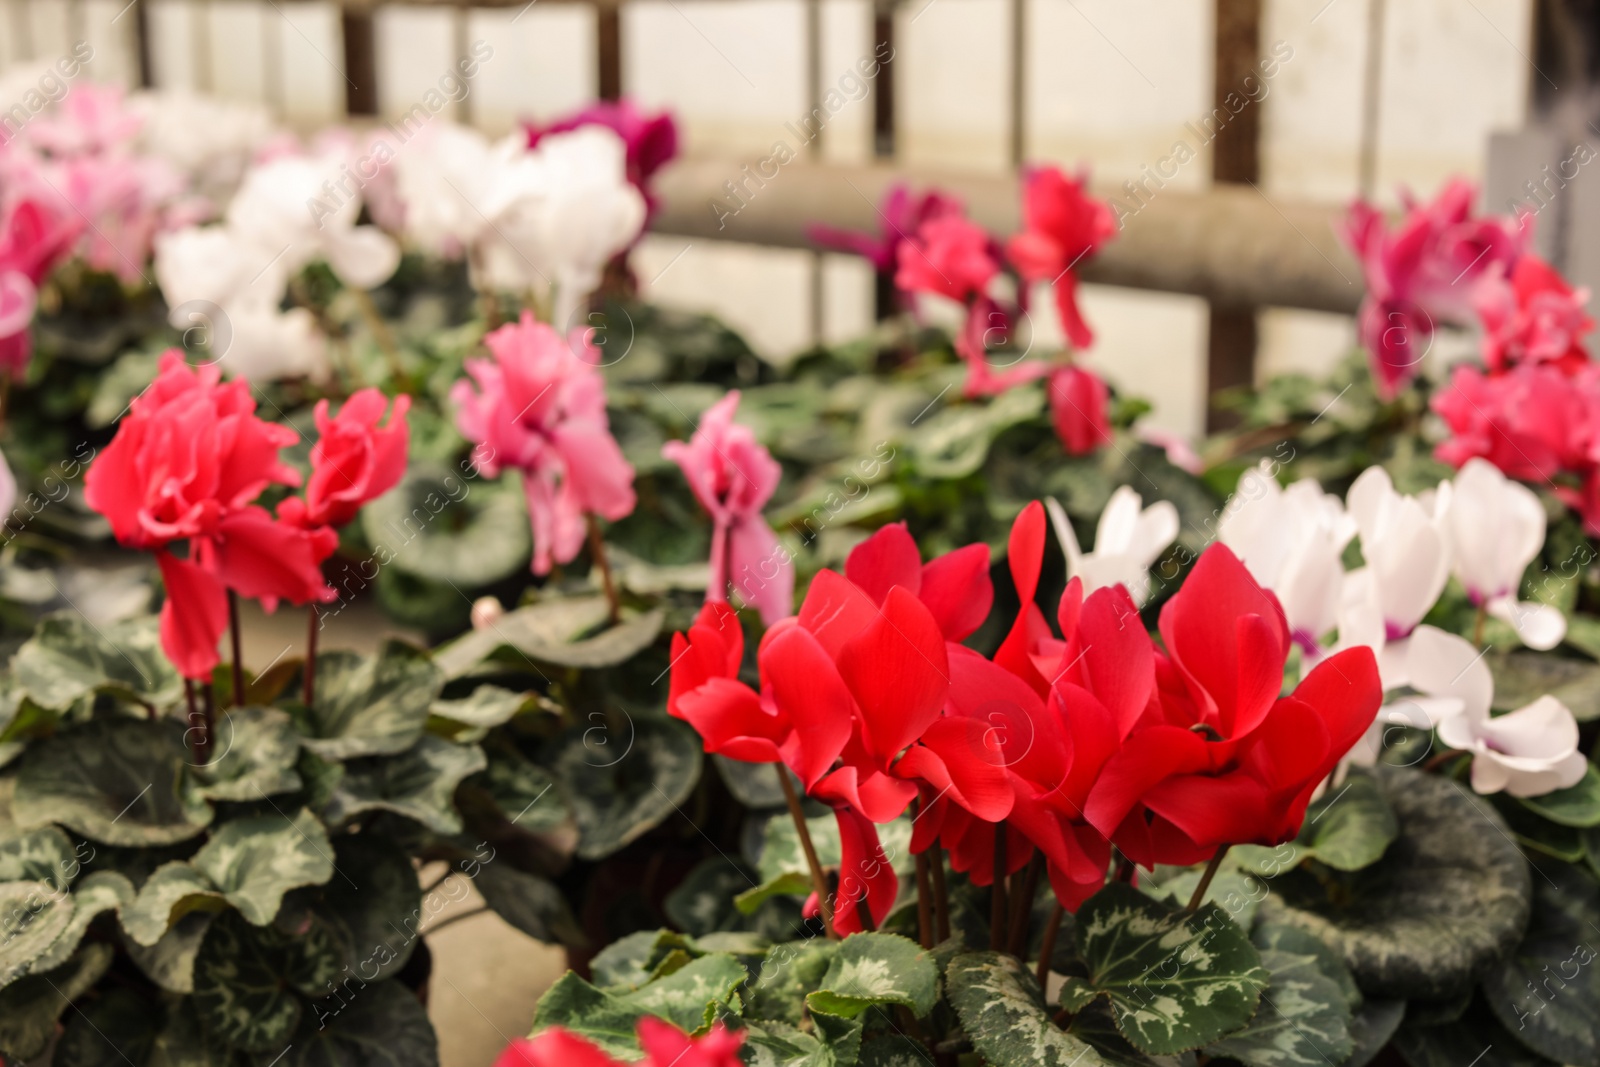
12,611,181,710
12,719,213,846
297,641,443,760
626,952,750,1034
666,856,755,936
546,717,701,860
529,971,652,1059
477,746,569,832
1257,766,1531,1000
0,943,113,1061
432,595,664,676
743,1020,864,1067
362,462,531,589
1203,949,1354,1067
192,809,335,925
0,825,78,888
1481,860,1600,1064
324,735,486,834
124,911,213,993
806,932,939,1020
430,685,527,729
530,953,748,1059
315,833,421,982
29,870,134,974
1236,770,1398,875
1393,997,1558,1067
857,1034,934,1066
592,929,679,991
0,880,73,986
192,705,302,802
946,950,1108,1067
192,908,344,1051
1345,1000,1405,1067
1075,883,1269,1055
120,861,225,946
146,998,251,1067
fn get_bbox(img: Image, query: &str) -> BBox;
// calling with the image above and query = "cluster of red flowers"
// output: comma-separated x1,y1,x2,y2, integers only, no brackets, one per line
84,353,409,678
667,502,1382,930
812,169,1118,457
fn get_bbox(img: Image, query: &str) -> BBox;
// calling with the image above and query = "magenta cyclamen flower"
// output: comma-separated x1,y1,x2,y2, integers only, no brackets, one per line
1344,179,1526,396
662,391,792,625
453,312,637,574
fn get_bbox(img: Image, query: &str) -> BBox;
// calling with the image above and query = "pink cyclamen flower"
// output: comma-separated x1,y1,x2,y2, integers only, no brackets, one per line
1344,178,1526,396
496,1020,743,1067
279,389,411,530
662,390,792,626
1006,165,1117,349
1477,254,1594,374
895,213,999,303
0,195,84,380
808,183,964,275
453,312,636,575
1049,364,1112,456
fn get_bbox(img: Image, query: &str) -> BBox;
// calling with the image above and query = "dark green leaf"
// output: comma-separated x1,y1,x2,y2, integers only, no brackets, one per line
275,980,439,1067
1075,883,1269,1055
1257,765,1532,1000
298,641,444,760
0,943,113,1061
316,834,422,983
0,880,74,985
1393,994,1560,1067
946,950,1108,1067
31,870,133,974
13,719,213,846
324,735,486,834
546,717,702,860
474,862,584,948
1517,763,1600,828
806,932,939,1020
193,706,302,802
1235,770,1398,874
0,825,78,888
529,953,747,1058
362,462,530,587
1203,948,1354,1067
192,909,344,1051
1480,861,1600,1064
743,1020,864,1067
746,938,837,1025
54,987,160,1067
666,856,756,936
478,745,570,832
120,861,225,946
430,685,527,729
124,911,213,993
1488,650,1600,721
1345,1000,1405,1067
12,611,180,710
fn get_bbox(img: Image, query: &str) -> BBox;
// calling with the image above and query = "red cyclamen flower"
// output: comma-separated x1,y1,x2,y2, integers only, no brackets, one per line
1048,364,1112,456
1476,254,1594,374
1005,165,1116,350
452,311,636,575
496,1019,743,1067
661,390,792,626
83,352,337,678
279,388,411,530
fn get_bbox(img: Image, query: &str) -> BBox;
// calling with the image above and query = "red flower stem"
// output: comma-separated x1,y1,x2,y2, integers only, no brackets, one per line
1423,747,1466,773
930,844,951,943
304,603,318,708
1036,900,1064,991
1007,851,1043,956
1184,845,1230,916
184,679,200,762
1115,852,1135,883
586,515,621,626
228,592,245,708
200,680,216,767
915,849,935,949
776,766,838,940
855,895,876,933
990,830,1008,952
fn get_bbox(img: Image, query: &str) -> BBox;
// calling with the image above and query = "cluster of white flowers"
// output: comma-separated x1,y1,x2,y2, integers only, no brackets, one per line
1219,457,1581,798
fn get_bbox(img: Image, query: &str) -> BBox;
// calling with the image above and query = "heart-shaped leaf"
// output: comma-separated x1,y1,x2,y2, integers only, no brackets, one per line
746,938,839,1025
1517,763,1600,828
1203,947,1355,1067
1393,994,1558,1067
12,611,181,710
0,825,79,888
665,856,756,936
1256,765,1532,1000
907,385,1045,480
13,719,213,846
362,462,531,588
29,870,134,975
433,596,665,677
1074,883,1269,1055
1488,650,1600,720
120,862,226,946
192,908,344,1051
474,861,584,948
124,911,213,994
743,1020,864,1067
806,932,939,1020
324,735,486,834
272,979,439,1067
546,717,702,860
0,880,74,986
430,685,527,729
192,809,336,925
530,952,747,1059
193,706,302,802
0,943,113,1061
1480,860,1600,1064
946,950,1109,1067
297,641,443,760
315,833,422,983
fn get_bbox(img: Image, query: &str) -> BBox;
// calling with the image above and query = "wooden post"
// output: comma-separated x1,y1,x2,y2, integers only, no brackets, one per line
597,3,622,101
1206,0,1263,432
872,0,898,320
341,7,379,117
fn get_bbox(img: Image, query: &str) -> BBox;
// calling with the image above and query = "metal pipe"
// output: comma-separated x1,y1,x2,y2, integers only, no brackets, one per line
653,159,1363,314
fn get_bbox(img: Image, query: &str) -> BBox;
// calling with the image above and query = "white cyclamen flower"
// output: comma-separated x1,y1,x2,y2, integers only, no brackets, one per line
229,153,400,290
1439,458,1565,650
1220,462,1355,655
391,121,498,258
1045,487,1178,607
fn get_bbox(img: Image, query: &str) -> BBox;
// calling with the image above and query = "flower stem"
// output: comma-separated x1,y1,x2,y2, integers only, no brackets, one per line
1423,747,1466,774
1036,900,1064,991
776,765,838,939
1473,602,1488,647
855,895,876,933
930,844,951,943
586,515,621,626
228,592,244,708
1185,845,1230,916
200,680,216,767
915,849,935,949
1007,851,1044,956
351,287,405,384
990,829,1008,952
304,603,319,707
184,678,201,763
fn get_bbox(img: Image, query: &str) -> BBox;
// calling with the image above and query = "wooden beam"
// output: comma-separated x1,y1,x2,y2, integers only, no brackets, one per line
341,7,380,116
